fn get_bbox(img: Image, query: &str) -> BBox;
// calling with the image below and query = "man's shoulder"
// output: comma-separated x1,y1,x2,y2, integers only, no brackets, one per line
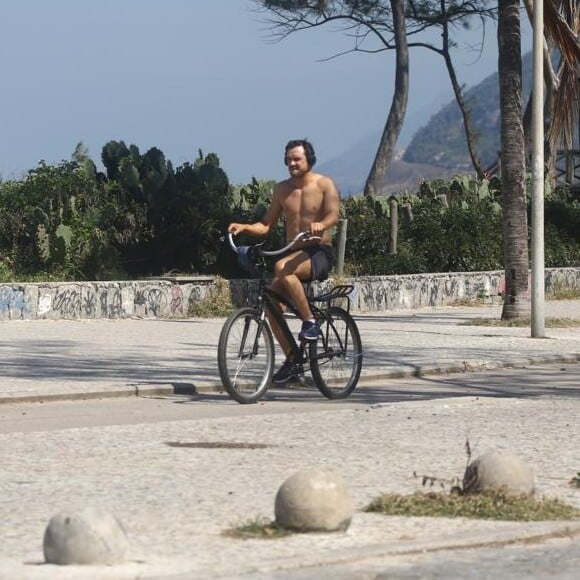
273,178,292,194
275,172,337,193
314,172,333,183
313,172,339,194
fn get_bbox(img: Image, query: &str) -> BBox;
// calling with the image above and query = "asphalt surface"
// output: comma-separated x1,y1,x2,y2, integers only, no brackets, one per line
1,300,579,404
0,300,579,578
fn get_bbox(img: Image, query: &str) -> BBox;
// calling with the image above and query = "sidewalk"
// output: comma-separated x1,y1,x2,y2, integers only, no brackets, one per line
0,300,579,404
1,301,579,579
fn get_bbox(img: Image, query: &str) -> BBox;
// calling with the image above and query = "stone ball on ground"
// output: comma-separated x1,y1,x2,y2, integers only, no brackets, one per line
275,467,354,532
463,449,535,495
43,507,128,565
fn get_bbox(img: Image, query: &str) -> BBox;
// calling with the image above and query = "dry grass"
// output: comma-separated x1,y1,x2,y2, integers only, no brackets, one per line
223,517,293,539
461,317,580,328
449,297,489,307
546,283,580,301
365,490,580,521
188,275,233,317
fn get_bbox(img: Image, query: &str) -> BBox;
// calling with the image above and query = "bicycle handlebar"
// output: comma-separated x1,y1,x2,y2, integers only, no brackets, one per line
227,231,321,257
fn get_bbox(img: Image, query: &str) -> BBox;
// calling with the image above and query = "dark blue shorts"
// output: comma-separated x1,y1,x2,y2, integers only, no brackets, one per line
275,244,334,281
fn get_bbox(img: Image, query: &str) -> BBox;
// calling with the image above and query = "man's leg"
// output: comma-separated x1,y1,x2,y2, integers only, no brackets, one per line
268,252,314,384
267,253,313,356
266,277,294,361
272,251,313,321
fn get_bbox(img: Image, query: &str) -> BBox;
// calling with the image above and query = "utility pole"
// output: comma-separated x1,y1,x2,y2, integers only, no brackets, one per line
531,0,546,338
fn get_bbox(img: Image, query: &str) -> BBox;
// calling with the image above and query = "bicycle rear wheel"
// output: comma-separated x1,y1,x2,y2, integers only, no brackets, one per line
217,307,275,404
309,307,362,399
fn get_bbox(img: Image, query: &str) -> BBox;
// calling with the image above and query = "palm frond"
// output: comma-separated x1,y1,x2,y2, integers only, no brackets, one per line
542,0,580,148
543,0,580,72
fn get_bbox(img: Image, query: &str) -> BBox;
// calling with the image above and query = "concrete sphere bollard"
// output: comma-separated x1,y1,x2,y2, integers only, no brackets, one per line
463,450,535,495
43,507,128,565
275,468,354,532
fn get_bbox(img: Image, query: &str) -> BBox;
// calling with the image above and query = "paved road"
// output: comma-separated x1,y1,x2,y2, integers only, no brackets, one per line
244,535,580,579
1,301,579,578
1,363,580,579
1,362,579,433
1,301,579,404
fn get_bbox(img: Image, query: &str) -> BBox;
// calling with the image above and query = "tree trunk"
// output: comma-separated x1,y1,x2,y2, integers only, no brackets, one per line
498,0,530,320
363,0,408,197
440,18,485,179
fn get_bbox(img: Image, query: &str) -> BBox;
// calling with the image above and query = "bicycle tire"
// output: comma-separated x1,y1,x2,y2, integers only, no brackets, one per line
309,307,362,399
217,307,275,404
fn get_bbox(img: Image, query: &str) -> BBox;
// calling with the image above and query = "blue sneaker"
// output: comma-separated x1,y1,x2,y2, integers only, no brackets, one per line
299,320,320,342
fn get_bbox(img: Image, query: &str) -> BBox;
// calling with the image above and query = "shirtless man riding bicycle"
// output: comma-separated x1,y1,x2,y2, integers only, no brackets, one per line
228,139,340,383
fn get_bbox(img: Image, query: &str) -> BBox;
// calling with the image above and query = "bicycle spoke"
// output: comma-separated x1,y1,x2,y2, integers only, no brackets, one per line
309,308,362,399
218,308,274,404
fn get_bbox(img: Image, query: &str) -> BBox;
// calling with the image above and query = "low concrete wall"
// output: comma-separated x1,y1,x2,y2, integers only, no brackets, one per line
0,268,578,321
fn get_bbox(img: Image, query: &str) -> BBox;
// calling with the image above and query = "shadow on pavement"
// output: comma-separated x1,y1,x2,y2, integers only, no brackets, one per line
179,363,580,406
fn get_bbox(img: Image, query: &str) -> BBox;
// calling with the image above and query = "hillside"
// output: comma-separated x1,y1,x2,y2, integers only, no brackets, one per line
320,52,534,196
403,51,534,169
317,135,458,197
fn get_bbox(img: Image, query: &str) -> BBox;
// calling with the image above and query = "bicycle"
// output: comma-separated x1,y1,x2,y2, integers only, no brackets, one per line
217,231,363,404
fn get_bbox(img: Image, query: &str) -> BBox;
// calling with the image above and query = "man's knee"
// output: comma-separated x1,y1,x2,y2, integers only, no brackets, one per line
273,260,286,278
274,260,299,281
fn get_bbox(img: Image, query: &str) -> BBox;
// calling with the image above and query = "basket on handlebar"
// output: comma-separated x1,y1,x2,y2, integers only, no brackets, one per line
236,246,259,275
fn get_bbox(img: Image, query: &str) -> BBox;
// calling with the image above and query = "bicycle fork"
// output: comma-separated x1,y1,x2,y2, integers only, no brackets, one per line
238,309,267,360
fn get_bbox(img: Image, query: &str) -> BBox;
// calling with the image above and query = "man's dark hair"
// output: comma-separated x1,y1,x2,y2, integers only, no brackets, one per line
284,139,317,167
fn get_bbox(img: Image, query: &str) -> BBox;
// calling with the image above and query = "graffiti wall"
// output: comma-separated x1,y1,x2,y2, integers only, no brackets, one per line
0,269,578,320
0,279,214,321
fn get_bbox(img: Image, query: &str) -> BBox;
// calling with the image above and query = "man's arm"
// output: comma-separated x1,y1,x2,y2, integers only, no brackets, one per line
228,184,283,237
309,176,340,236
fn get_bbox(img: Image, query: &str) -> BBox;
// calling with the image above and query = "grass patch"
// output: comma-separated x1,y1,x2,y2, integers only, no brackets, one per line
364,490,580,521
449,297,488,307
223,517,293,539
461,317,580,328
546,282,580,301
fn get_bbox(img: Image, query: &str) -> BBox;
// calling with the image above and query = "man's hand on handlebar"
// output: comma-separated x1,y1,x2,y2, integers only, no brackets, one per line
228,223,245,236
308,222,325,237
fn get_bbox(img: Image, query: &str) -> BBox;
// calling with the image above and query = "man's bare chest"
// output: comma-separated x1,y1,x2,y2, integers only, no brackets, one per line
282,187,324,215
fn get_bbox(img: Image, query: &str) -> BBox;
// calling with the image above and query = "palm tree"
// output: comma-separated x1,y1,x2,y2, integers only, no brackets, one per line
497,0,579,320
498,0,529,319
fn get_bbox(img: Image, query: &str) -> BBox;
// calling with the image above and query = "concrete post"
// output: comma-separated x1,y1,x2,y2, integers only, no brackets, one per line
389,197,398,255
336,218,348,276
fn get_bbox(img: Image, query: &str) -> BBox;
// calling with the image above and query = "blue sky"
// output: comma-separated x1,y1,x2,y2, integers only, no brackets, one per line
0,1,532,185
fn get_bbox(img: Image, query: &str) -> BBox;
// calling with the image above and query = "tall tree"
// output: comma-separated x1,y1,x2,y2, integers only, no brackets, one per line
497,0,579,320
497,0,529,319
407,1,496,179
365,0,409,196
256,0,496,194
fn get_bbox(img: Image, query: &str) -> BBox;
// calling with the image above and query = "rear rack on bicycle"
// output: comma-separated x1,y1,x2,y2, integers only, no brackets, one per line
311,284,354,311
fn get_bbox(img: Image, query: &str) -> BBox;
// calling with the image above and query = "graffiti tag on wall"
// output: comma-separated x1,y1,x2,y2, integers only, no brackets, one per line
0,287,27,317
134,288,168,316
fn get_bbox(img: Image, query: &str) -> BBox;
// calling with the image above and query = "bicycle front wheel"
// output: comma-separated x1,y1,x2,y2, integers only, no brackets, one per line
217,307,275,404
309,307,362,399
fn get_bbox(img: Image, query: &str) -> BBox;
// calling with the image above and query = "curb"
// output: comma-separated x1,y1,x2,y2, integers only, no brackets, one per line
154,521,580,579
2,353,579,406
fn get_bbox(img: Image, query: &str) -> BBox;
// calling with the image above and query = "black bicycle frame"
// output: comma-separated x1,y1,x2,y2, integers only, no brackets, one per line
262,286,303,362
244,245,353,366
